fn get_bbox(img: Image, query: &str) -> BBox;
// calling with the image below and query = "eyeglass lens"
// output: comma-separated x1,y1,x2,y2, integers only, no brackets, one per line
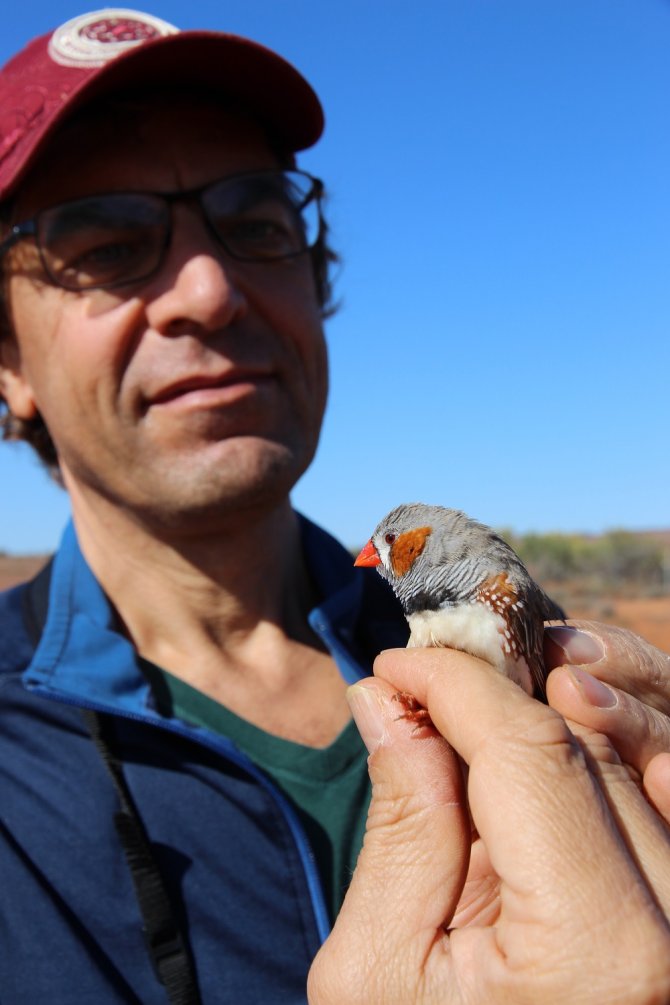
41,196,168,290
36,171,321,291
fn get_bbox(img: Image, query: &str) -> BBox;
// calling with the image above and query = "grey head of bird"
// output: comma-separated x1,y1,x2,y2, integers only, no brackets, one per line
354,502,535,617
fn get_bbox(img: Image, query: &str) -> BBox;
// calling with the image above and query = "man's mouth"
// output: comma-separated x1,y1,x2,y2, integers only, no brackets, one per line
147,369,275,409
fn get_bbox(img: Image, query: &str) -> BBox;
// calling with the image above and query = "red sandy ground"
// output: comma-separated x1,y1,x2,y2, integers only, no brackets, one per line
1,556,668,654
0,555,49,592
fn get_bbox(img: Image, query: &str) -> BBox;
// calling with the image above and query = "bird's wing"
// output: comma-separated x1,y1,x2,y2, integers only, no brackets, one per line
517,582,567,695
478,572,552,696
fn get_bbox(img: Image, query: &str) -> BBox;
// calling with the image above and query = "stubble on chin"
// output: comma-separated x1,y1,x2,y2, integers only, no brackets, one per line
115,433,316,533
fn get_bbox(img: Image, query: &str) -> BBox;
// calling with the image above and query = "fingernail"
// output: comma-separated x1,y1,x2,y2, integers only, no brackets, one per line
544,626,605,665
347,683,386,754
569,666,617,708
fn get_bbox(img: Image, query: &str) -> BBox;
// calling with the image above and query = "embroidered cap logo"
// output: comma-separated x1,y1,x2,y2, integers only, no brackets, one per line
48,8,178,69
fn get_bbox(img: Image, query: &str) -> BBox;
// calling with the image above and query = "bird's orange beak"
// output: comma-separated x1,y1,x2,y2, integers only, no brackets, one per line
354,540,381,567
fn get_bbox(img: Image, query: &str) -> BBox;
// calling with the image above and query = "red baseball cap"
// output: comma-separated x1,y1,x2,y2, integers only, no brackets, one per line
0,8,324,201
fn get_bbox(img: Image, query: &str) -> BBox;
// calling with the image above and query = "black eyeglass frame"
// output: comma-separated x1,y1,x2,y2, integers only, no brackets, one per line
0,168,325,292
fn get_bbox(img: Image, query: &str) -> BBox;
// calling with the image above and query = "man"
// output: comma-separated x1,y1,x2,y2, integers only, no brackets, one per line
0,10,668,1005
0,11,410,1002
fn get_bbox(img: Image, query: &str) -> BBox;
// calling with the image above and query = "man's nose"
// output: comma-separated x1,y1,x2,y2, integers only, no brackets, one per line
144,207,249,336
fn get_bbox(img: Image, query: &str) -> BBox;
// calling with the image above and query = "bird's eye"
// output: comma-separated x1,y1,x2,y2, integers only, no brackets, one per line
385,533,396,545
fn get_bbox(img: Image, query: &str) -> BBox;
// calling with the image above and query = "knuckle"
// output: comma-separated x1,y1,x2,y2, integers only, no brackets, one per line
476,705,587,783
603,691,670,767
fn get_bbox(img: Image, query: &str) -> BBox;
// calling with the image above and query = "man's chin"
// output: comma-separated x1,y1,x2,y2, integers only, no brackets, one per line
131,440,313,526
62,432,317,534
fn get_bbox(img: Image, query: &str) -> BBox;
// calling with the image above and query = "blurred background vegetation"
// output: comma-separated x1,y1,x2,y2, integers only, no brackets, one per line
5,530,669,599
2,530,669,649
498,529,670,606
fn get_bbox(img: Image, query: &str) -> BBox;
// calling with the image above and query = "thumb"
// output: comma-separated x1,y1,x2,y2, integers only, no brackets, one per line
308,678,469,1005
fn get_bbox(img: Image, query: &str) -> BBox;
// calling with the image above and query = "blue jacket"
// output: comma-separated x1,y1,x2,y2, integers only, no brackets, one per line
0,517,407,1004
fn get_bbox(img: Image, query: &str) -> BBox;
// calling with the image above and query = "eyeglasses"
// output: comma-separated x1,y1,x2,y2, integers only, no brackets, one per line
0,169,324,292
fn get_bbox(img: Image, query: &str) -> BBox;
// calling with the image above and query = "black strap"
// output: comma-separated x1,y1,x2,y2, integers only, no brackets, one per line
21,558,54,646
83,711,202,1005
24,569,201,1004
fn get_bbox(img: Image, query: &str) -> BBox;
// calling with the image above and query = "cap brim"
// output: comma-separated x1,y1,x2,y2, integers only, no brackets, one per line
1,30,324,200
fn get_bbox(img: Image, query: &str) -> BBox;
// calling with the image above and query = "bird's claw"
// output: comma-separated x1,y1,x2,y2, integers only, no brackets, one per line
392,690,434,733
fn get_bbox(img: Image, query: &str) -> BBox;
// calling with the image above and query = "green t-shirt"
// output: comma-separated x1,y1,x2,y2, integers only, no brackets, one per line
141,661,371,922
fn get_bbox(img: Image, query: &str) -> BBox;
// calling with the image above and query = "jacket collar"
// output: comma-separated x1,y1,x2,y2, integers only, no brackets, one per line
22,516,374,710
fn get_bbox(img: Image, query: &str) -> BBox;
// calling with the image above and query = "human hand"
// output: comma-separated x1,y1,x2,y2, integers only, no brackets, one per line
307,647,670,1005
544,621,670,823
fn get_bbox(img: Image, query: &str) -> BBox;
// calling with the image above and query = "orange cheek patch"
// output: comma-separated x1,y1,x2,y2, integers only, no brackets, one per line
390,527,432,577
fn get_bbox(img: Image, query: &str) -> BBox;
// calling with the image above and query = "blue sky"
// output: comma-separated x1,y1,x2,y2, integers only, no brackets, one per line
1,0,668,554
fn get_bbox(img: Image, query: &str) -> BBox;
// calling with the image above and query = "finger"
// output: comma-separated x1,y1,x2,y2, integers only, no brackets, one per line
645,753,670,824
373,648,667,942
561,709,670,917
308,677,469,1005
544,621,670,714
553,669,670,832
347,678,469,935
546,625,670,855
547,664,670,779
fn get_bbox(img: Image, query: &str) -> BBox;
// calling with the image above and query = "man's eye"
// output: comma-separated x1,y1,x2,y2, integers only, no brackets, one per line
54,235,154,284
240,221,300,254
213,203,305,257
229,219,288,240
77,242,139,265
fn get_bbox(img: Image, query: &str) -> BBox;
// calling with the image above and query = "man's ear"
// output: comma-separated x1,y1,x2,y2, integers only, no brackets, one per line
0,337,38,419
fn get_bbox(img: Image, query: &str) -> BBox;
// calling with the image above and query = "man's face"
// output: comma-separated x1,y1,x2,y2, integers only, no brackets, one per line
2,97,328,533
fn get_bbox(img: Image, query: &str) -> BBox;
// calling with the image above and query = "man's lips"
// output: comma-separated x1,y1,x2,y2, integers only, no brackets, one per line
147,370,274,407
